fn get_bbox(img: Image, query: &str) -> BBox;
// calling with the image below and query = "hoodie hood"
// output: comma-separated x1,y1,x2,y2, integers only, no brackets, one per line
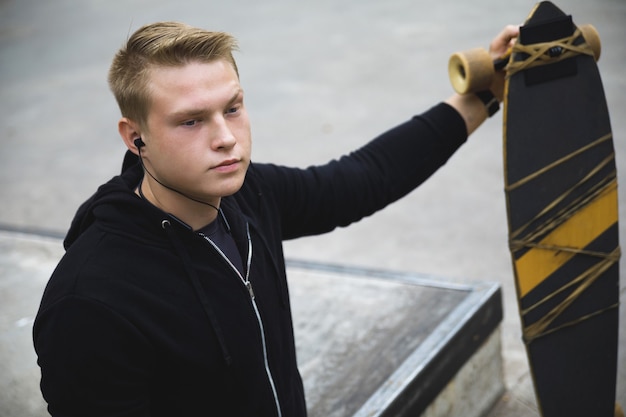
64,151,172,250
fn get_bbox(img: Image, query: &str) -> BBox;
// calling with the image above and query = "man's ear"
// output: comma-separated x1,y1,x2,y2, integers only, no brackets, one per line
118,117,142,155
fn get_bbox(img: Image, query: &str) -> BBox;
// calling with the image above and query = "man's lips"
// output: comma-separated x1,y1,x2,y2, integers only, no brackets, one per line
212,158,240,172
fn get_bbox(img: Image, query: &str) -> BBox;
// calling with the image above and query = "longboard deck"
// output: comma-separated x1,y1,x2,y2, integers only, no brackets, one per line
503,2,620,416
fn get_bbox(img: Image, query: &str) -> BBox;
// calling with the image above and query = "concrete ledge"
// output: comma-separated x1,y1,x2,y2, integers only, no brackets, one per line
0,231,62,417
287,260,504,417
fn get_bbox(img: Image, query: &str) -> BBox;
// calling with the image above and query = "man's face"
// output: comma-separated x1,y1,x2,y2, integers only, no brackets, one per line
140,60,251,206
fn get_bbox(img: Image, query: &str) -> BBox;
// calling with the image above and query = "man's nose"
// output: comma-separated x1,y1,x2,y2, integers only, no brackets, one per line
211,117,236,150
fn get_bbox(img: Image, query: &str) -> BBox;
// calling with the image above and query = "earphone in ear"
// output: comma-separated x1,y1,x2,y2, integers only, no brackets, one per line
134,138,145,149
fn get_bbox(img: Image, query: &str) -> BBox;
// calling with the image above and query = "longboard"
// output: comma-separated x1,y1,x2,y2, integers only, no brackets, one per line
504,3,620,416
449,2,621,416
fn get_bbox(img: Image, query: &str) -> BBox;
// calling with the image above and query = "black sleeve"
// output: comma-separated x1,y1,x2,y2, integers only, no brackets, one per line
34,296,155,417
252,102,468,239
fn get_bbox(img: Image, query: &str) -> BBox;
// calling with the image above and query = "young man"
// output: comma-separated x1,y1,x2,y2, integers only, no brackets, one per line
34,21,518,416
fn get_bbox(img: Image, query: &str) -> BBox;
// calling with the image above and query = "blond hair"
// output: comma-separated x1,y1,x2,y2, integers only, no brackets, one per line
108,22,239,130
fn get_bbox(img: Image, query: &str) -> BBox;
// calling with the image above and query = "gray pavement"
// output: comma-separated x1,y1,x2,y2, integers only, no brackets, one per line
1,0,625,415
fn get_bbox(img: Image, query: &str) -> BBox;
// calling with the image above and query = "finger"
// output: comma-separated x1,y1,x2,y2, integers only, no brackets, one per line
490,25,520,57
502,24,520,42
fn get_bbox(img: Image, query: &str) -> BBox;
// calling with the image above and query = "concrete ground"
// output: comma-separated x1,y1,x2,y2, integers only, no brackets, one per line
1,0,624,415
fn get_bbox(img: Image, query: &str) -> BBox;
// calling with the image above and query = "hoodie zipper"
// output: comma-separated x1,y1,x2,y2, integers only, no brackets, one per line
199,223,283,417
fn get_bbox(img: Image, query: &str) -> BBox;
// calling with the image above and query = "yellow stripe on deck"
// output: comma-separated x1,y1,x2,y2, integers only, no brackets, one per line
515,186,618,297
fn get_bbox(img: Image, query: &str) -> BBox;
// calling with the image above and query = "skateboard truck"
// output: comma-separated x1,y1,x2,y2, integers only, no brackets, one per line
447,22,600,94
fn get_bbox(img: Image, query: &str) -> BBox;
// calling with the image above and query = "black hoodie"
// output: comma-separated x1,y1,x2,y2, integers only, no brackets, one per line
33,103,467,416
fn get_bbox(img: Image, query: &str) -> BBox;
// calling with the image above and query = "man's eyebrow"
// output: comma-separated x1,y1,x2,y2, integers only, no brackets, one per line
170,89,244,119
169,108,207,121
226,88,244,107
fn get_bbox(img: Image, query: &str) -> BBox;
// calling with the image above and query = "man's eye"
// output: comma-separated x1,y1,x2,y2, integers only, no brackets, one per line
182,120,197,126
226,106,240,115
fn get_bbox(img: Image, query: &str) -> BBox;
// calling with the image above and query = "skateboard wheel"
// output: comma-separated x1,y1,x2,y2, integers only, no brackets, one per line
579,24,601,62
448,48,494,94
